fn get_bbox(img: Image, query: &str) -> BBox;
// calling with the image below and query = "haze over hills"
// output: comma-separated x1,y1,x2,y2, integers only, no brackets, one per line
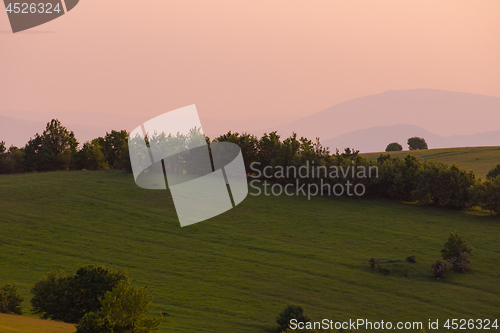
253,89,500,141
323,124,500,153
0,110,297,148
0,115,109,148
1,89,499,150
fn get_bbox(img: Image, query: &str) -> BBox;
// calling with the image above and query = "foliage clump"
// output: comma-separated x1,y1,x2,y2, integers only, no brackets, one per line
474,177,500,215
407,137,428,150
486,164,500,180
441,231,472,261
406,255,417,263
75,280,163,333
0,284,24,315
448,252,471,273
386,142,403,152
276,304,310,333
369,257,379,269
431,259,449,279
31,265,127,323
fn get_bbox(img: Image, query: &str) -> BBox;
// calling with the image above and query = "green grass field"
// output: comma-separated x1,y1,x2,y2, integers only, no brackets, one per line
361,146,500,179
1,148,499,332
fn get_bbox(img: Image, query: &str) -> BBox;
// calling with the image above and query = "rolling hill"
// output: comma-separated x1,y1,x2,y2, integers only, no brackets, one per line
254,89,500,144
361,146,500,179
323,124,500,153
1,148,499,332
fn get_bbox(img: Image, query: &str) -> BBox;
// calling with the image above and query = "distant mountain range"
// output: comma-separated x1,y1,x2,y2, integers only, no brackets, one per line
1,89,499,151
253,89,500,141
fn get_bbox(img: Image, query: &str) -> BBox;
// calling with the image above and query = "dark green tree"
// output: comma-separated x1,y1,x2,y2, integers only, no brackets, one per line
23,134,48,171
6,146,25,173
116,139,132,172
213,131,259,171
31,265,128,323
257,131,282,168
42,119,78,170
24,119,78,171
385,142,403,152
486,164,500,180
75,312,114,333
0,284,24,315
76,280,163,333
72,140,109,170
441,231,472,261
30,270,72,321
0,142,12,174
100,130,129,168
72,265,128,322
413,162,475,209
407,137,428,150
476,177,500,215
276,304,310,332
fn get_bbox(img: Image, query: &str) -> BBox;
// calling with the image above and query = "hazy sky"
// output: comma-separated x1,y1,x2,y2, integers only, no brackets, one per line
1,0,499,123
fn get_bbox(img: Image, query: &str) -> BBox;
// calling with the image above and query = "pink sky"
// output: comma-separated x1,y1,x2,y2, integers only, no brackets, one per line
1,0,499,123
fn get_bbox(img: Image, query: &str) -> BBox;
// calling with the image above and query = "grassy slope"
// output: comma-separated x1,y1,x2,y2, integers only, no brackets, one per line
361,146,500,179
0,167,499,332
0,313,74,333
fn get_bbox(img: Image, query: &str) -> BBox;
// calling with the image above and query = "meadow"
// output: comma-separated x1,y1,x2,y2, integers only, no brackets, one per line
0,147,499,332
361,146,500,179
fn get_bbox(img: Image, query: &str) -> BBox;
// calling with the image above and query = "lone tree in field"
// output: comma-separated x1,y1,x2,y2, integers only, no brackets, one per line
408,136,429,150
441,231,473,272
385,142,403,152
441,231,472,260
407,137,428,150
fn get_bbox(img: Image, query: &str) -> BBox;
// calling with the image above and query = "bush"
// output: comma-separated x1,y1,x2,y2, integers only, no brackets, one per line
30,270,72,321
75,312,114,333
448,252,471,273
407,137,428,150
374,155,422,201
31,265,128,323
0,284,24,315
276,304,310,332
477,177,500,215
413,162,476,210
369,257,379,269
486,164,500,180
441,231,472,261
385,142,403,152
406,255,417,263
76,280,163,333
431,259,449,278
72,140,109,170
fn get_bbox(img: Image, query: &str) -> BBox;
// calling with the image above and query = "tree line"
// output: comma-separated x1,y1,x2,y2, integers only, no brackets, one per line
1,119,499,215
214,131,499,214
0,119,131,174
